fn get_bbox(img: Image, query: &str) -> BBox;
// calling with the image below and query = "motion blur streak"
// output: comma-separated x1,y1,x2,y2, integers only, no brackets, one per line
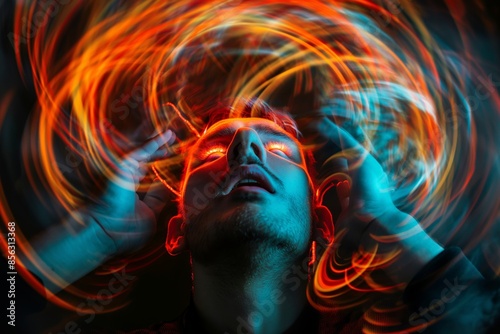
1,1,498,331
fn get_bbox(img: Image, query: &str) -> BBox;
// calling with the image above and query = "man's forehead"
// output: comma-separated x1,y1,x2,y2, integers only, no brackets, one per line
199,117,298,142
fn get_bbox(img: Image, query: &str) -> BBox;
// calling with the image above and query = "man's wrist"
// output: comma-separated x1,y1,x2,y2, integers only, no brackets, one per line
22,212,119,294
362,209,444,287
83,211,119,258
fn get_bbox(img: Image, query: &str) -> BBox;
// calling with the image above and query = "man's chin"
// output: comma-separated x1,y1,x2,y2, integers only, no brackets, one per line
189,234,293,267
186,209,294,264
195,200,274,229
186,201,311,265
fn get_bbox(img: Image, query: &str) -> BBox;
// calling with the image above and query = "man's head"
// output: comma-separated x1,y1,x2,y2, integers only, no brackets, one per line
166,99,333,265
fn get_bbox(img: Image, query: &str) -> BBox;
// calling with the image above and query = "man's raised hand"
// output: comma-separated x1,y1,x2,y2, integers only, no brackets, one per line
86,130,176,256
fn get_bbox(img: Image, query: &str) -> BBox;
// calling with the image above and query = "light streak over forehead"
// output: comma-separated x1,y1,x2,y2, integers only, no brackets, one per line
199,120,300,146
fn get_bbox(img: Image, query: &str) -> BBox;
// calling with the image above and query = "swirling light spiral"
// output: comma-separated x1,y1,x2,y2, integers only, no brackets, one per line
0,0,498,331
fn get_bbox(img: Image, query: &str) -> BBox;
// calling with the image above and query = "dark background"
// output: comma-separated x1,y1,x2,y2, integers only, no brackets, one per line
1,0,499,332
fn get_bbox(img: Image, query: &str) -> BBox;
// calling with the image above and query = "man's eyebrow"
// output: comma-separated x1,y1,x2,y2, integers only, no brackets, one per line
253,124,297,143
199,127,235,144
200,124,296,144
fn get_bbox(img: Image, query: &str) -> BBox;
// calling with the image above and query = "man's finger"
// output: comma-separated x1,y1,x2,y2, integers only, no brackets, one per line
128,130,174,162
148,146,173,161
324,118,364,152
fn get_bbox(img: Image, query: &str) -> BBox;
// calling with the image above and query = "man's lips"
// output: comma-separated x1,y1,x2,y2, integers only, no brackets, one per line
222,165,276,195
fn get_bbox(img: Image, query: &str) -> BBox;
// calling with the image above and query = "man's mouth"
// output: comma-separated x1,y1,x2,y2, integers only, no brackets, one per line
233,178,261,189
222,166,276,195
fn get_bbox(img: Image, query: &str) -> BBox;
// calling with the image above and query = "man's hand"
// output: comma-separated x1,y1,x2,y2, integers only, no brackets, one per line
85,130,175,256
290,92,393,218
21,130,176,294
293,103,443,286
330,122,442,286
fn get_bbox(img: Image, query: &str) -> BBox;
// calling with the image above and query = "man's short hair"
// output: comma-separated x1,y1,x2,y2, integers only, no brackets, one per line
203,98,300,139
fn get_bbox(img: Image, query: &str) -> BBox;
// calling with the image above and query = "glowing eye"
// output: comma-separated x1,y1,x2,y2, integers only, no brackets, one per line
266,142,291,157
202,146,226,161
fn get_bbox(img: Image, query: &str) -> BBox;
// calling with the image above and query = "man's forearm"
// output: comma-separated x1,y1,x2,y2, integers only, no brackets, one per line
20,212,116,295
362,209,444,287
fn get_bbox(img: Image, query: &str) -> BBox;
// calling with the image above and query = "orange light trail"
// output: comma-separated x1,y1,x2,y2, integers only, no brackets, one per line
1,1,498,331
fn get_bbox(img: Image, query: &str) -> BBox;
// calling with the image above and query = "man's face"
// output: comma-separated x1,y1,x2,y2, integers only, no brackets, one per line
181,118,314,263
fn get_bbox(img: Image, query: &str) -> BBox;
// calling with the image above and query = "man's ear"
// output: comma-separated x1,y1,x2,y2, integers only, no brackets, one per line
166,214,186,256
314,205,334,245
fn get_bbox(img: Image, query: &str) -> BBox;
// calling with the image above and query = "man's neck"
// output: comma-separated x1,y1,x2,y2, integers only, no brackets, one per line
191,247,311,334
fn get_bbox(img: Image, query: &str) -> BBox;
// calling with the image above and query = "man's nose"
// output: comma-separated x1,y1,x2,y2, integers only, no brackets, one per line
227,128,266,165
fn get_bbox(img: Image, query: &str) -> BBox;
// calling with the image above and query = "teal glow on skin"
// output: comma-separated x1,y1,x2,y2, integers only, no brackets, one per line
167,118,330,334
182,118,313,262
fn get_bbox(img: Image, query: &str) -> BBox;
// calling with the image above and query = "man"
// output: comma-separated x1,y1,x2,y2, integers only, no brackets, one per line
20,99,497,333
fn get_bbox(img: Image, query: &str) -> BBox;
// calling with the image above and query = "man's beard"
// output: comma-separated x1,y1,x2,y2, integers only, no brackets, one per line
185,198,313,266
